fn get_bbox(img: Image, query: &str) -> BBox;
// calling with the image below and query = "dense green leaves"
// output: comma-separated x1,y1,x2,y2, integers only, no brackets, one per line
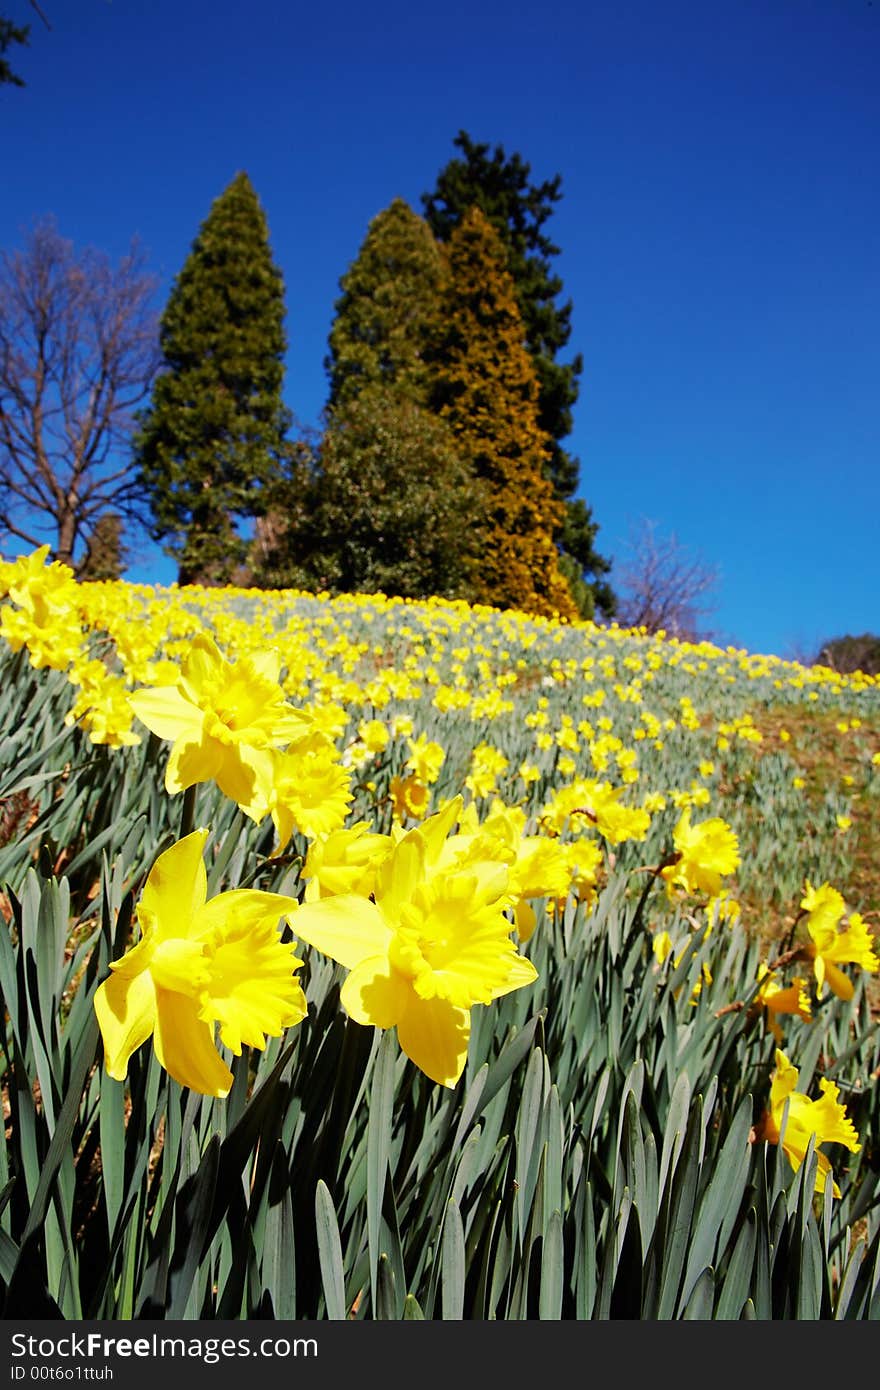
263,387,479,599
325,198,446,413
1,847,877,1319
134,172,291,585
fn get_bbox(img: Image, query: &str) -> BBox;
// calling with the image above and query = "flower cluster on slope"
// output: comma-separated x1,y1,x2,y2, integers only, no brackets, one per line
94,830,306,1096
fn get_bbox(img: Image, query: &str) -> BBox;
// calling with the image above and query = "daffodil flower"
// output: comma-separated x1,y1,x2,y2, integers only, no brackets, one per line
128,632,312,807
661,807,740,898
389,772,431,821
760,1049,860,1197
240,732,354,849
752,964,811,1044
288,798,538,1087
438,799,571,942
302,822,394,902
94,830,306,1096
799,882,879,999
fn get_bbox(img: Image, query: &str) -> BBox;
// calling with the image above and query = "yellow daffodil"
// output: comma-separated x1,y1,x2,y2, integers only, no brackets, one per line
357,718,389,754
65,669,142,747
562,839,604,911
94,830,306,1096
540,777,650,844
302,821,394,901
242,732,353,849
128,632,313,806
1,545,77,623
465,743,509,799
289,799,538,1087
760,1049,860,1196
405,732,446,785
661,807,740,898
801,886,879,1000
753,964,811,1043
390,772,431,821
436,798,572,942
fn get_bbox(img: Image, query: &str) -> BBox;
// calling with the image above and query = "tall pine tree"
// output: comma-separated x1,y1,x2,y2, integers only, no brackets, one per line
423,131,615,619
434,206,578,622
134,172,291,585
325,197,447,412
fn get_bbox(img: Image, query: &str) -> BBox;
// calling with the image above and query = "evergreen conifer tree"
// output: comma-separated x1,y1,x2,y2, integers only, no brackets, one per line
325,197,447,412
423,132,614,618
434,207,578,622
0,14,29,86
134,172,291,585
254,197,480,600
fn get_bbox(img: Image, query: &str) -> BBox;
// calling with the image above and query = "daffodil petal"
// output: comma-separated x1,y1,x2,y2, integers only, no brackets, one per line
813,1152,841,1198
178,633,224,705
823,962,854,1001
106,931,155,980
514,899,537,943
195,888,300,941
95,969,157,1081
491,951,539,998
289,895,393,969
165,732,225,794
128,686,202,743
138,830,209,940
414,795,463,867
396,992,470,1088
340,956,409,1028
152,986,233,1097
214,742,266,811
375,835,425,920
244,648,281,685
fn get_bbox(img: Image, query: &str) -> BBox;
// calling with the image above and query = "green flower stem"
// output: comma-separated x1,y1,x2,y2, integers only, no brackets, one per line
179,783,198,839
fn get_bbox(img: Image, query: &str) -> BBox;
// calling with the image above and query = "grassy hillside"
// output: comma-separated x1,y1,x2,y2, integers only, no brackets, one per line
0,549,878,1319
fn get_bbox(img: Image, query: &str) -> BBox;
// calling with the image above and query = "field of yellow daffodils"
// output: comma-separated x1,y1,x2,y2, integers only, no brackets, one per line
1,546,878,1319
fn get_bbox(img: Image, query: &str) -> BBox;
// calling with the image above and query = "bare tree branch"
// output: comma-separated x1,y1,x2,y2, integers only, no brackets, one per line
0,216,160,571
29,1,52,31
614,517,720,641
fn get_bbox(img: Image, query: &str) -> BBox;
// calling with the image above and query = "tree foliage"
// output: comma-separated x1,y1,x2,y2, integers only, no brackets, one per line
423,130,614,618
133,172,291,586
1,2,54,88
325,197,447,413
0,13,28,87
253,198,479,602
76,512,127,581
433,206,578,622
814,633,880,677
256,386,479,600
0,216,159,570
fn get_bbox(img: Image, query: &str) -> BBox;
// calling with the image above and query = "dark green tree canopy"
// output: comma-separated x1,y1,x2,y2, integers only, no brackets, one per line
325,197,447,413
253,387,479,602
815,633,880,677
134,171,292,585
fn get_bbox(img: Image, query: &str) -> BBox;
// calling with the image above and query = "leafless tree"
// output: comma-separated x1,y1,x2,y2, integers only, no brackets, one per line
614,517,720,640
0,216,160,570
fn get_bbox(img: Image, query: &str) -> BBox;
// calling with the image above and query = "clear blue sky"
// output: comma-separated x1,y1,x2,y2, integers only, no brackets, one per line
2,0,878,660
